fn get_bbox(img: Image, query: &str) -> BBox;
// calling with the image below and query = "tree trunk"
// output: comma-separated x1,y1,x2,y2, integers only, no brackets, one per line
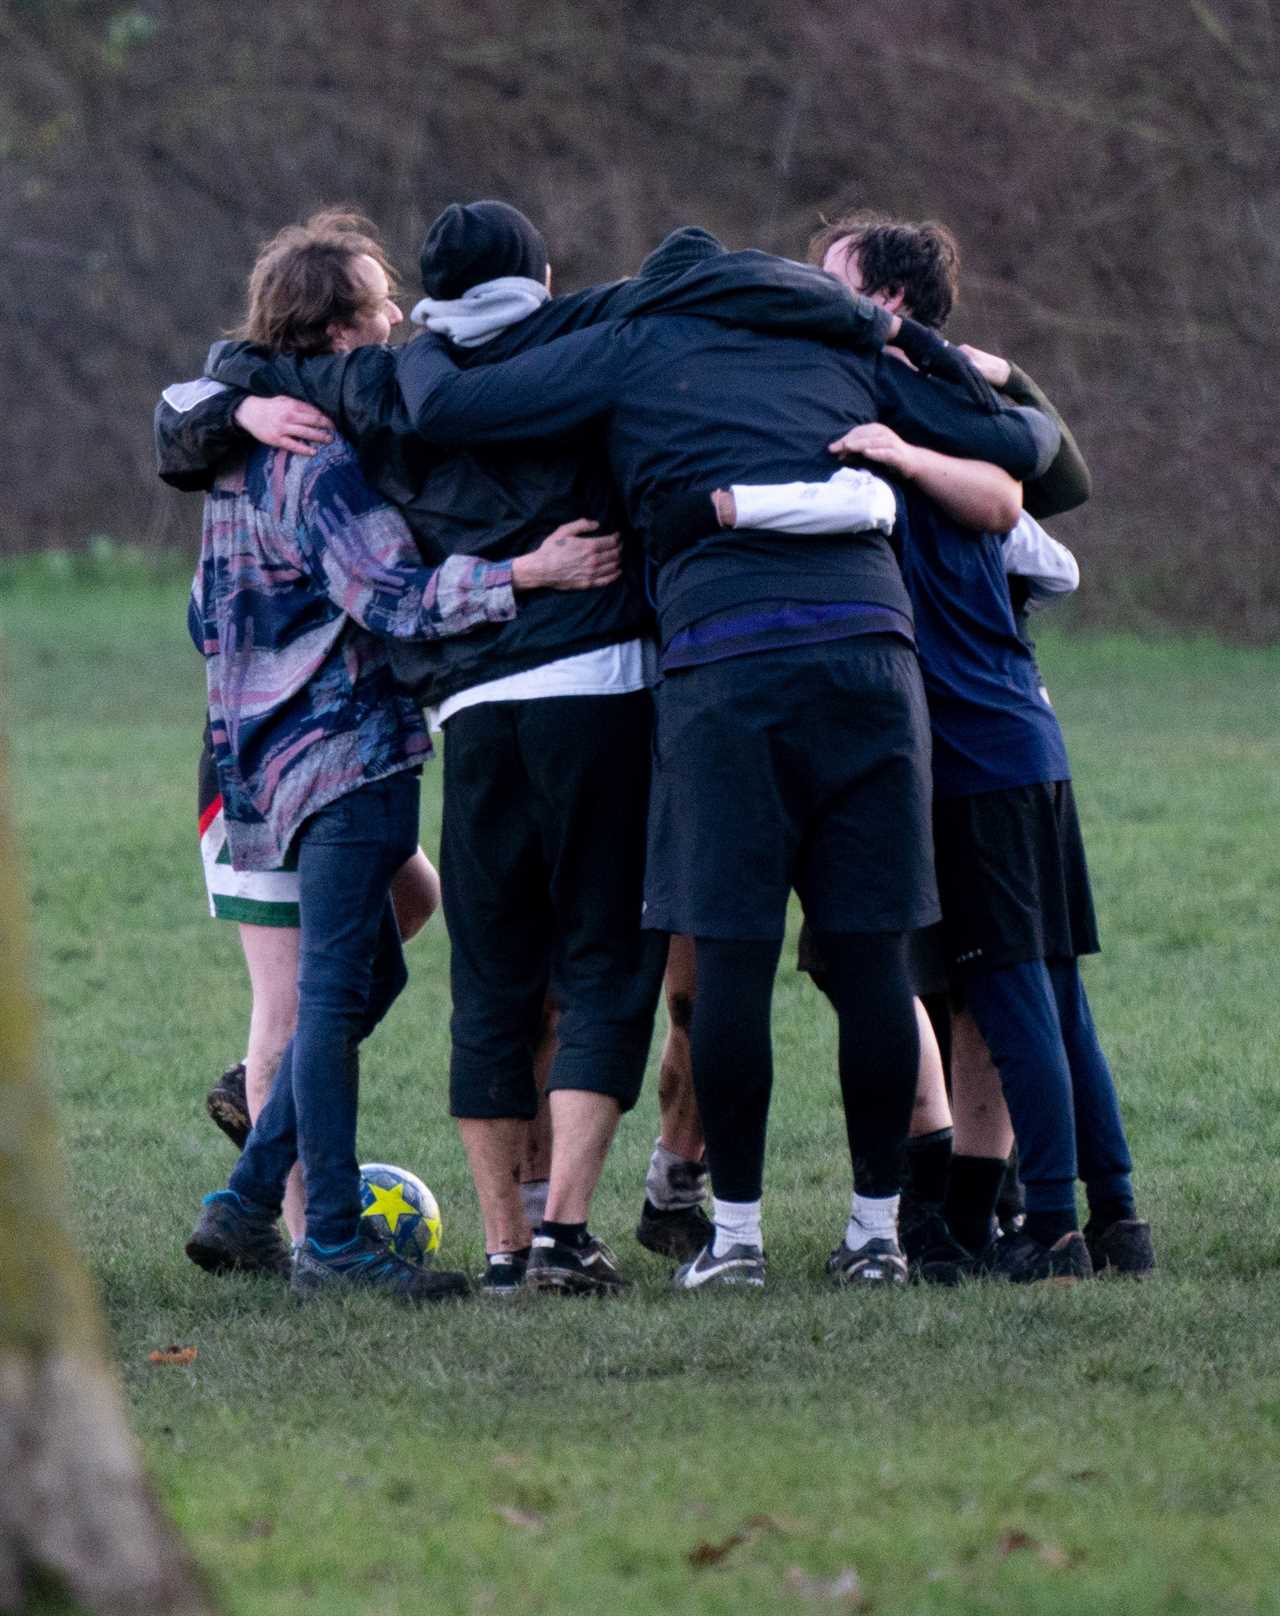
0,736,219,1616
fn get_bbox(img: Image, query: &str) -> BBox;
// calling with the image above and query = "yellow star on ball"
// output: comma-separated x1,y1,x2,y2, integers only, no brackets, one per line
361,1180,418,1234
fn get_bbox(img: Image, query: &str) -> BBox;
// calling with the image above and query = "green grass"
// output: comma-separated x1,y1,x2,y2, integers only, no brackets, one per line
3,575,1280,1615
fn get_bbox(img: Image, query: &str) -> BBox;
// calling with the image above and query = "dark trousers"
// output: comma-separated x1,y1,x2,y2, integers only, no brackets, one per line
442,691,665,1119
690,931,919,1204
230,770,420,1246
964,957,1134,1218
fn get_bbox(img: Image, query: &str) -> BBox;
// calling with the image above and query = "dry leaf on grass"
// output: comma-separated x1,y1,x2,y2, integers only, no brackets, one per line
688,1531,747,1567
688,1513,788,1568
495,1506,545,1531
147,1344,197,1366
783,1566,868,1606
997,1528,1074,1568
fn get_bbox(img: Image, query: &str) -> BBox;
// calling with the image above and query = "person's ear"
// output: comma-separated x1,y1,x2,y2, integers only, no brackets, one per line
327,322,353,353
883,286,908,317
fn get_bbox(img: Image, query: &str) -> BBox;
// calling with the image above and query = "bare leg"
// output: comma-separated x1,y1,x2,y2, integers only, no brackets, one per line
238,923,306,1243
544,1090,622,1225
456,1117,533,1254
909,997,953,1137
389,846,440,943
521,1000,556,1186
657,934,704,1160
951,1009,1015,1158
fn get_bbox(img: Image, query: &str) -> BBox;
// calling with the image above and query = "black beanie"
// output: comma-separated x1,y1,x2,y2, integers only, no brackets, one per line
418,200,549,300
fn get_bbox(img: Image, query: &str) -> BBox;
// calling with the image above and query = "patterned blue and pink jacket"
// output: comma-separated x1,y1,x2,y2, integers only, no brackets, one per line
190,436,515,871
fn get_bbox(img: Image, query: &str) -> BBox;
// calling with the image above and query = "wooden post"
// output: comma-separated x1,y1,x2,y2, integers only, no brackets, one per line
0,734,219,1615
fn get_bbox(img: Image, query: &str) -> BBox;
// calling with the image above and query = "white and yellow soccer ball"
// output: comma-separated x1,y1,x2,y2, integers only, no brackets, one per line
358,1163,442,1266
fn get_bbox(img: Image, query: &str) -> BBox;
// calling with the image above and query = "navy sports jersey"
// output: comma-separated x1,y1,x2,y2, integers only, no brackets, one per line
897,486,1069,799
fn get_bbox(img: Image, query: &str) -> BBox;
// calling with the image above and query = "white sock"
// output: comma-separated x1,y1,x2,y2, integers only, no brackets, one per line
712,1197,762,1256
845,1192,900,1252
519,1178,549,1229
646,1138,708,1210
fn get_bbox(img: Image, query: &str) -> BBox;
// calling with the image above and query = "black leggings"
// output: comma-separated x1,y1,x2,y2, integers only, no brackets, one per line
690,931,919,1204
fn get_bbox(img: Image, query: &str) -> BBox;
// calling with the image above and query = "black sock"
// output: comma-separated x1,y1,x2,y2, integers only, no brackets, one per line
540,1220,588,1249
943,1154,1008,1252
1024,1208,1078,1247
904,1127,953,1206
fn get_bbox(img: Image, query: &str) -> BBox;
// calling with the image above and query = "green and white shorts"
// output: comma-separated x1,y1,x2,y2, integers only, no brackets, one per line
199,733,300,928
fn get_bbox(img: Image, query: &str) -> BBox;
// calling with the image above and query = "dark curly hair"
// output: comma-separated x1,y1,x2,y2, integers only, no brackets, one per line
808,209,960,331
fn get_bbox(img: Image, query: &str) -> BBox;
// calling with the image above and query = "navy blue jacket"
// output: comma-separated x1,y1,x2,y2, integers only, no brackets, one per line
397,317,1058,643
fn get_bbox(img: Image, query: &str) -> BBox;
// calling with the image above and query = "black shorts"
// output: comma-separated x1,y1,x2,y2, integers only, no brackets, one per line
442,691,666,1120
643,636,939,940
932,778,1100,978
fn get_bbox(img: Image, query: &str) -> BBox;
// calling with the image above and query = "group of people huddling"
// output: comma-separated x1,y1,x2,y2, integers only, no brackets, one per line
157,195,1154,1304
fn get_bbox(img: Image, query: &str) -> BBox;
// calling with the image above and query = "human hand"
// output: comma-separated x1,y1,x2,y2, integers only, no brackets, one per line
234,395,335,454
957,343,1012,388
712,489,737,528
828,422,921,478
511,518,622,592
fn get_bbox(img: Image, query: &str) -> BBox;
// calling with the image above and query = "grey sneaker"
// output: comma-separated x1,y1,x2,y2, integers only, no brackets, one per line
826,1236,909,1288
525,1232,626,1295
636,1198,715,1261
291,1230,470,1302
672,1240,766,1291
185,1189,291,1278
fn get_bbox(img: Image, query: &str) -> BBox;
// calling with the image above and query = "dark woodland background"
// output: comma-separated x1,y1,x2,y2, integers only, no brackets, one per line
3,0,1277,639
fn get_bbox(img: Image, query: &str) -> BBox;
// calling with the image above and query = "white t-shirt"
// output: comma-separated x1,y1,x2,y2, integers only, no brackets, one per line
431,637,658,729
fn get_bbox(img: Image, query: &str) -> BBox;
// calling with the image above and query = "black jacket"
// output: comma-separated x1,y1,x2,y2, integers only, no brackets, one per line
155,231,897,701
396,310,1059,643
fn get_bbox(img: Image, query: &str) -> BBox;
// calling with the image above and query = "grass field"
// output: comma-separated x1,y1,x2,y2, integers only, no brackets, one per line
3,568,1280,1616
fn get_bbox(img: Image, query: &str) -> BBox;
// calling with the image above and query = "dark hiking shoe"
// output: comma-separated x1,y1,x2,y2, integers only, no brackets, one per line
480,1250,530,1297
827,1236,909,1288
525,1232,626,1295
1085,1217,1155,1278
185,1189,291,1278
636,1198,714,1261
990,1229,1093,1284
291,1231,470,1302
206,1060,251,1149
672,1241,766,1291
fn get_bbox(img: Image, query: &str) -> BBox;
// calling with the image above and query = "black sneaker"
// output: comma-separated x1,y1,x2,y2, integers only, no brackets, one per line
827,1235,909,1288
481,1249,529,1297
1084,1217,1155,1278
206,1061,251,1149
185,1189,291,1278
989,1228,1093,1284
635,1198,714,1261
902,1210,978,1286
672,1241,766,1291
291,1231,470,1302
525,1232,626,1296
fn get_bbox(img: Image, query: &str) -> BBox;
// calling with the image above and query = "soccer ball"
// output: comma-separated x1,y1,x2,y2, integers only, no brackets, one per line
358,1162,442,1266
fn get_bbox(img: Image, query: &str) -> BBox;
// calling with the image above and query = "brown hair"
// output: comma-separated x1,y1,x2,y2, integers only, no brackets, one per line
235,209,398,355
808,209,961,331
